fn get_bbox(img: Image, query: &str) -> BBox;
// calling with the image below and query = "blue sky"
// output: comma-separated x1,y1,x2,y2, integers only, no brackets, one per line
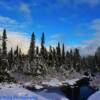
0,0,100,55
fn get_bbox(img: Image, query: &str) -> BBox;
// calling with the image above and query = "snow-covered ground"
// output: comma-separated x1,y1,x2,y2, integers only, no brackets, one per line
88,91,100,100
0,83,69,100
23,78,81,90
1,70,95,100
42,78,81,87
24,82,43,90
90,73,100,89
0,83,48,100
36,88,68,100
63,78,79,86
10,70,85,84
42,78,62,87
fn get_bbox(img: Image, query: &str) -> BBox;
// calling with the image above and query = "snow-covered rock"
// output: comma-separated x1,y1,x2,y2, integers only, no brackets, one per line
42,78,62,87
23,82,33,87
90,73,100,89
34,85,43,89
88,91,100,100
24,82,43,90
63,78,79,85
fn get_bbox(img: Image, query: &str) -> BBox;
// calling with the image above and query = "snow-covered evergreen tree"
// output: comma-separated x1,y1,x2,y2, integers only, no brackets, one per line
2,29,7,58
28,32,35,62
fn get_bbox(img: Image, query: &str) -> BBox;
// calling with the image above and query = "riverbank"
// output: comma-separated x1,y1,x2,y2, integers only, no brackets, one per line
0,76,98,100
0,83,69,100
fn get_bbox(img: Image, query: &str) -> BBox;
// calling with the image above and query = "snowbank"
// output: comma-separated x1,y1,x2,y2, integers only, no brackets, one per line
24,82,43,89
36,88,69,100
63,79,79,85
0,83,69,100
0,83,48,100
42,78,62,87
90,73,100,89
34,85,43,89
42,78,81,87
88,91,100,100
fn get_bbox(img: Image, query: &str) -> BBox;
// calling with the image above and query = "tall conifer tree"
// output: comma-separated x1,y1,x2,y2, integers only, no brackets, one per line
40,32,45,58
28,32,35,62
2,29,7,58
62,43,65,63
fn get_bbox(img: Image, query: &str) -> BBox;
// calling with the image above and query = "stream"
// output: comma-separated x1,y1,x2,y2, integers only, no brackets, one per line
26,78,97,100
78,85,96,100
30,85,96,100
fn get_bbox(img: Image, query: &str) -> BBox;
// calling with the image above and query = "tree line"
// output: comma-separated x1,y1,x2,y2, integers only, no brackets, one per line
0,29,100,75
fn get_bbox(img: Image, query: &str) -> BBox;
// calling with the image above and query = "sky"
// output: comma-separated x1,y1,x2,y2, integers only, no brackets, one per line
0,0,100,55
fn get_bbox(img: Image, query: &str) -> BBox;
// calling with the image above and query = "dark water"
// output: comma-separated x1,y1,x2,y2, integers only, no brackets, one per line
27,78,96,100
61,85,96,100
31,85,96,100
78,85,96,100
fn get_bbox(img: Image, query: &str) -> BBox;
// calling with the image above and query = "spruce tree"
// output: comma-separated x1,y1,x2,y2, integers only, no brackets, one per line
14,46,19,69
0,48,2,68
69,49,73,67
14,45,19,57
57,42,61,57
18,48,23,70
8,48,13,70
0,29,8,73
65,51,70,69
73,48,80,71
44,47,48,60
28,32,35,62
0,48,1,58
19,48,22,62
48,45,53,66
52,47,56,62
95,47,100,70
62,43,65,64
56,42,61,68
36,46,39,56
40,32,45,58
2,29,7,58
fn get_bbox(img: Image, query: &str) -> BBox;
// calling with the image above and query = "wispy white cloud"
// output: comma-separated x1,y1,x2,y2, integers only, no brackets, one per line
20,3,30,14
78,18,100,55
0,1,32,24
79,40,99,56
48,18,100,56
0,16,27,31
91,19,100,31
50,33,65,45
0,16,17,25
19,3,32,22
